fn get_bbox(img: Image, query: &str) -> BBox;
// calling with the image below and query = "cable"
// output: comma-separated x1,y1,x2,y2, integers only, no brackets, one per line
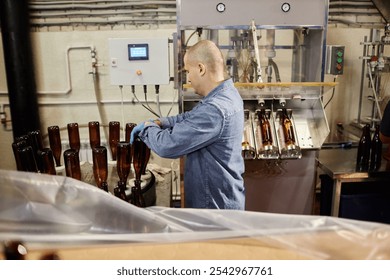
119,85,125,136
324,76,338,109
130,85,160,118
184,28,203,47
143,85,154,112
155,85,162,118
166,87,178,117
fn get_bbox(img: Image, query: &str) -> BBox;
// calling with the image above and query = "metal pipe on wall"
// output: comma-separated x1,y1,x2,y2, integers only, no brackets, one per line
0,0,41,139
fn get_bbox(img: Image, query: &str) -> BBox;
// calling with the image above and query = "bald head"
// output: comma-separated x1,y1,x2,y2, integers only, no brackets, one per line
185,40,225,75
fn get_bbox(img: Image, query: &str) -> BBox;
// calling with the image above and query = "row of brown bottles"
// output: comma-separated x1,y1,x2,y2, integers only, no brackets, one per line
370,124,382,170
12,123,148,207
243,108,298,160
114,137,148,207
66,121,136,160
356,124,382,171
12,130,56,174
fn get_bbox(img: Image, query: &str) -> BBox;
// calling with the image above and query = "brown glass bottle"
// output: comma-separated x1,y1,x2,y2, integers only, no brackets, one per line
18,146,39,173
281,108,296,147
47,125,62,167
100,181,109,192
116,141,131,185
88,121,100,150
356,124,371,171
141,145,151,175
12,139,28,171
67,123,81,152
131,185,146,207
3,241,27,260
27,130,44,172
27,130,44,152
132,137,148,182
257,109,273,148
38,148,56,175
92,146,108,190
370,124,382,171
114,181,127,201
125,123,137,142
109,121,120,161
63,148,82,180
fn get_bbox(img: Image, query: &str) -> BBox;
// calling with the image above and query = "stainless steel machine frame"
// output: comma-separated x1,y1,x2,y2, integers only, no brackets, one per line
175,0,331,214
355,24,390,129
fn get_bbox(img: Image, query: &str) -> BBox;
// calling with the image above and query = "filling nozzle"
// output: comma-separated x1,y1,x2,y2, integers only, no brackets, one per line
279,98,286,107
257,98,265,107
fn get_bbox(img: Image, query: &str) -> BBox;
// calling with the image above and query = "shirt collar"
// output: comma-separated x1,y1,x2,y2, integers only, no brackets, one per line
201,78,233,102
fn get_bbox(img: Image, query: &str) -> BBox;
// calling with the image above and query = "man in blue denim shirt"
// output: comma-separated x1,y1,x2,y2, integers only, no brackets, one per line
131,40,245,209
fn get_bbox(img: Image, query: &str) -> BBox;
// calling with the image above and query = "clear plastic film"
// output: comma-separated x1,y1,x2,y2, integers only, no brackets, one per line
1,169,390,259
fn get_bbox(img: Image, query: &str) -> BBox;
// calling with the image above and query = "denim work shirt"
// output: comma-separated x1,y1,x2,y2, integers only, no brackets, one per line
139,79,245,209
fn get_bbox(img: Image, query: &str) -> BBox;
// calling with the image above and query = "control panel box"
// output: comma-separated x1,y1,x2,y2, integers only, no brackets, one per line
326,45,345,75
108,38,170,85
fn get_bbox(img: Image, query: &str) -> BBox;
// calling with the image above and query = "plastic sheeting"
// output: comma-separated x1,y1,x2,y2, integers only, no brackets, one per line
1,169,390,259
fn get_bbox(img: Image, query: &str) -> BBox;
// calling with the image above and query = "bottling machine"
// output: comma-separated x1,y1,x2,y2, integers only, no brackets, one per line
175,0,335,214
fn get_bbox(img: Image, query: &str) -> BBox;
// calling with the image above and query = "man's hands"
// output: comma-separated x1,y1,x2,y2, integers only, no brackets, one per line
130,122,145,144
129,119,161,144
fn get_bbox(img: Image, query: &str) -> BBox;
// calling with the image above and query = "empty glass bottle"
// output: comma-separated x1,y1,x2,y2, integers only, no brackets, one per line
38,148,56,175
100,181,109,192
114,181,127,202
116,141,131,185
3,241,27,260
141,145,151,175
47,125,62,167
18,146,39,173
88,121,101,150
92,146,108,191
109,121,120,161
63,148,81,180
12,139,28,171
125,123,137,143
370,124,382,171
132,137,149,182
67,123,81,152
356,124,371,171
131,185,146,207
27,130,44,172
131,138,148,206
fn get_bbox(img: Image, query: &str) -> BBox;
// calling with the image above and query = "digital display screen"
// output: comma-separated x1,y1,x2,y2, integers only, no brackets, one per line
128,44,149,61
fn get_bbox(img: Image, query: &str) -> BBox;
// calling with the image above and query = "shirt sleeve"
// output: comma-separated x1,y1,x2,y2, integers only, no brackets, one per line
139,103,224,158
159,110,192,129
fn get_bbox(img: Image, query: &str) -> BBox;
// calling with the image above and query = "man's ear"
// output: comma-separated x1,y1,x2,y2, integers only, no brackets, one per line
198,63,206,76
